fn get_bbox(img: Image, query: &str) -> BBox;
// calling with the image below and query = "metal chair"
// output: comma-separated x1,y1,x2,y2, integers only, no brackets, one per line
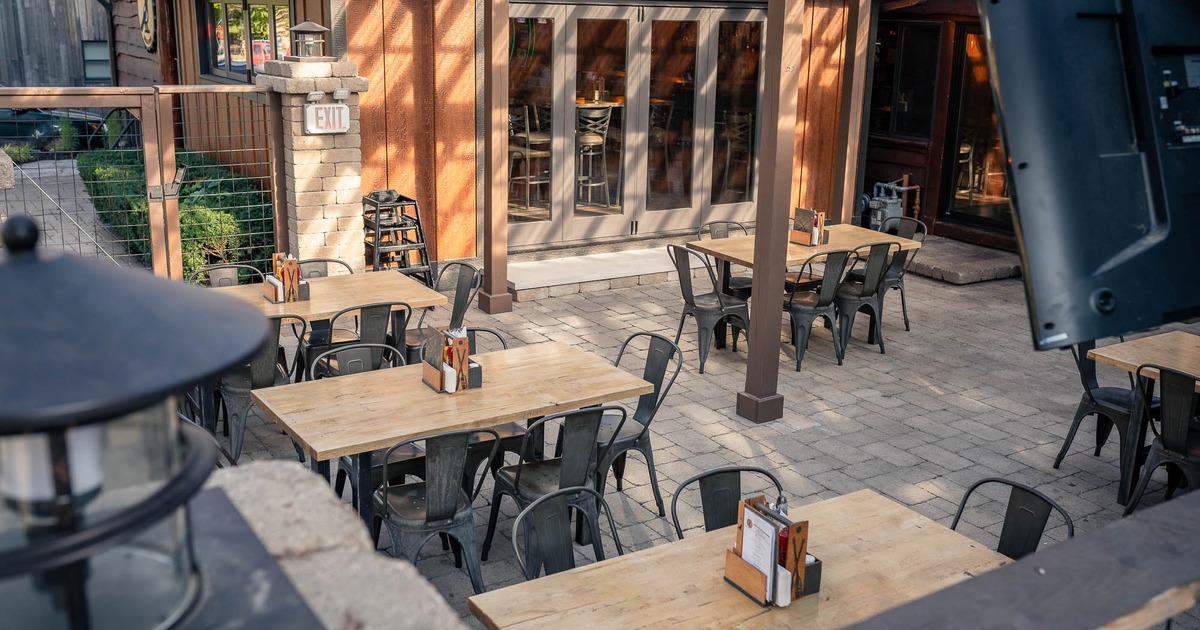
298,257,354,278
951,477,1074,560
1054,339,1155,472
511,486,624,580
481,406,627,562
846,217,927,331
187,263,264,287
784,249,857,371
218,313,304,463
415,327,525,494
408,261,484,362
667,244,749,374
509,105,551,212
670,466,786,539
593,332,683,517
720,112,754,201
1122,365,1200,515
696,220,753,301
372,428,500,594
298,301,410,380
834,242,904,356
308,343,424,510
576,106,613,205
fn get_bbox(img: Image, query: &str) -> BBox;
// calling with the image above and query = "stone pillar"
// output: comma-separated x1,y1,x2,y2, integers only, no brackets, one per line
256,60,368,271
0,151,13,222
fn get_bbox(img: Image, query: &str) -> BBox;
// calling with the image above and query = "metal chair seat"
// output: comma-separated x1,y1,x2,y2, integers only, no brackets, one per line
339,444,426,493
373,482,471,523
494,460,565,497
597,413,645,442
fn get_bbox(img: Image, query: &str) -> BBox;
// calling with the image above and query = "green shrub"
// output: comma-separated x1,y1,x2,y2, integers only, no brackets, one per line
77,148,275,278
103,110,125,149
2,143,35,164
52,116,80,153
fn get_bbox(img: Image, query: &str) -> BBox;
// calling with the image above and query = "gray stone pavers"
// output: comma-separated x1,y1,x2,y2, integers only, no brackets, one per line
231,268,1200,628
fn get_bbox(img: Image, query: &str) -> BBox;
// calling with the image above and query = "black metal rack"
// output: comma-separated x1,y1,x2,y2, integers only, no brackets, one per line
362,190,433,285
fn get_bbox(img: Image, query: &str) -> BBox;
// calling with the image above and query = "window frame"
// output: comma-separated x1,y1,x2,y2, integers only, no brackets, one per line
868,19,942,142
198,0,293,83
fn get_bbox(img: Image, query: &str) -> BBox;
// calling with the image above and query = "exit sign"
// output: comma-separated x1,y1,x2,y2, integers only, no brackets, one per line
304,103,351,135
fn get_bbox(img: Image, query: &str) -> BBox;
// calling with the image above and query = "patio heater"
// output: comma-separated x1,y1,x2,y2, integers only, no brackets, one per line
285,21,334,62
0,216,267,628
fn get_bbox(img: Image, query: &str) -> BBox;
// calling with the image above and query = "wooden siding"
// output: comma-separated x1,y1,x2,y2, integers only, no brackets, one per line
0,0,110,87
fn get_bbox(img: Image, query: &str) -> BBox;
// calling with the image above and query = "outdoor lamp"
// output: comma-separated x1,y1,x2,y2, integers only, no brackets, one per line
0,216,267,629
286,21,332,61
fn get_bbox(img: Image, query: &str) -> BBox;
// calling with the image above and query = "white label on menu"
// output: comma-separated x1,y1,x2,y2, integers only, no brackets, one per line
741,508,778,596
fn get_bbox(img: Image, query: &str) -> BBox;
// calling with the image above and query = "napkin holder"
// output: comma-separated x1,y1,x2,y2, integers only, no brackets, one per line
421,327,480,393
723,496,820,608
262,276,309,304
262,253,309,303
789,208,826,247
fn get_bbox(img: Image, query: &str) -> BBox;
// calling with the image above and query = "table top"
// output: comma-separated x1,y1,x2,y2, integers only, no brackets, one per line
212,271,447,321
686,223,923,269
468,489,1008,630
1087,330,1200,379
251,342,654,461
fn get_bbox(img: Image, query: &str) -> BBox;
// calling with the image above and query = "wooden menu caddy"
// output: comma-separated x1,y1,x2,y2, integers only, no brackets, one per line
723,495,822,607
420,327,481,393
790,207,827,247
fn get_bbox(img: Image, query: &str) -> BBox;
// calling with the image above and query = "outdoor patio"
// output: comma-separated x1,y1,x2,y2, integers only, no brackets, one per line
230,265,1200,627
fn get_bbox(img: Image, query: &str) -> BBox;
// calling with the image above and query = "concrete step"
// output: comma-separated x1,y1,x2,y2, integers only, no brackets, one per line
507,247,703,301
908,235,1022,285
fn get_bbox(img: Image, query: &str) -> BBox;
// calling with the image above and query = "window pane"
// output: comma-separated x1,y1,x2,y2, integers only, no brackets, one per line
892,24,939,138
275,6,292,59
869,23,899,136
226,4,247,76
209,3,226,71
250,5,271,73
711,21,762,205
508,17,554,225
574,18,627,218
648,20,697,211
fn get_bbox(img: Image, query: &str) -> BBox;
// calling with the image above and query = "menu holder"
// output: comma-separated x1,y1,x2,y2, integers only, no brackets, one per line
789,207,826,247
262,252,309,303
420,326,480,393
723,496,821,608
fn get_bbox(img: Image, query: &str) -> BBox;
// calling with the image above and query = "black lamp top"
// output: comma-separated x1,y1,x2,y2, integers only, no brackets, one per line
0,216,269,432
291,21,329,35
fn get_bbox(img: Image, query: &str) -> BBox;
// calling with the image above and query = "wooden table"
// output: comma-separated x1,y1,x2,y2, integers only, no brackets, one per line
1087,330,1200,504
252,342,653,525
685,223,922,269
468,489,1008,629
212,270,447,320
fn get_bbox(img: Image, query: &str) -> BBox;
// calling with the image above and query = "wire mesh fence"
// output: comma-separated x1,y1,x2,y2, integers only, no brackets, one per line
1,105,151,269
170,88,277,280
1,87,278,279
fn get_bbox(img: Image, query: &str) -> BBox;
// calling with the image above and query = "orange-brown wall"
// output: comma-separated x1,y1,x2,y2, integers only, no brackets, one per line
348,0,477,261
792,0,854,222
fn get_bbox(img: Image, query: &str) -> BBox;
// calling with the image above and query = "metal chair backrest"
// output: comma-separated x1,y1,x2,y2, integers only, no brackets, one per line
726,112,754,148
307,342,405,380
1070,339,1102,398
788,249,857,309
650,101,673,134
380,428,500,523
298,257,353,279
511,486,624,580
670,466,786,539
436,261,483,330
696,220,748,242
1135,364,1200,456
615,332,683,428
323,301,410,363
188,263,264,287
251,314,305,388
850,242,900,298
509,105,532,138
577,107,612,143
950,477,1074,560
878,216,926,241
513,406,626,492
417,327,508,363
667,244,724,309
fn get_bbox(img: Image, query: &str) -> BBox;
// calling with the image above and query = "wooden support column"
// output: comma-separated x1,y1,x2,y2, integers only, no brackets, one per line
479,0,513,314
736,0,805,423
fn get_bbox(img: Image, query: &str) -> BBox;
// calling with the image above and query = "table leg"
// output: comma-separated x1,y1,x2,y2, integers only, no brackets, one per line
1118,404,1150,505
353,452,375,527
196,379,218,434
309,456,330,482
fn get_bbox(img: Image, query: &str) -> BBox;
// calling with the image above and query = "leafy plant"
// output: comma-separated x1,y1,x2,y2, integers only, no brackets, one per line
77,148,275,278
103,110,125,149
2,143,35,164
51,116,80,153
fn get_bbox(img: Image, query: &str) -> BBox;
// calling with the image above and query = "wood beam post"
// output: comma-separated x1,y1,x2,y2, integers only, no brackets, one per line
737,0,806,423
479,0,513,314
